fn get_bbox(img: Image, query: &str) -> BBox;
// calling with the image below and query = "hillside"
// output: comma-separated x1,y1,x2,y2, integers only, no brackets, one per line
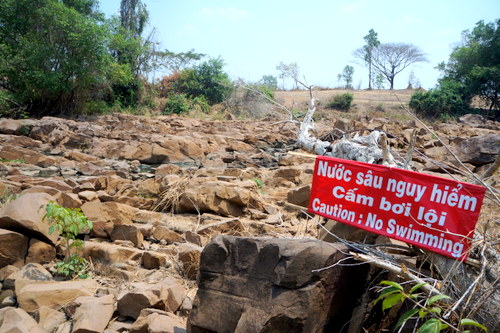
0,103,498,332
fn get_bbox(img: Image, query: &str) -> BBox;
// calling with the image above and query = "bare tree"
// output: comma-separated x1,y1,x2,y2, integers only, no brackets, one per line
370,43,427,89
276,62,300,90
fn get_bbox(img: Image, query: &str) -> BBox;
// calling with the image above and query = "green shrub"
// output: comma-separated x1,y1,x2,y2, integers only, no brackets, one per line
43,202,93,279
409,81,469,118
163,94,191,115
326,93,354,111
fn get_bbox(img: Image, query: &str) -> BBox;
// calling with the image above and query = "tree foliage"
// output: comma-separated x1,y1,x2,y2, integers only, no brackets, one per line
370,43,427,89
353,29,381,89
438,19,499,112
339,65,355,89
158,49,205,74
0,0,112,117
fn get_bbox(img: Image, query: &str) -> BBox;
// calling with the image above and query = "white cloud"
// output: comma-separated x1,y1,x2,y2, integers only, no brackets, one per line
198,7,248,21
339,1,366,13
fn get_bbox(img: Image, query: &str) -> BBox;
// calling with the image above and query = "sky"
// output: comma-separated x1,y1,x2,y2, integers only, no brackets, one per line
99,0,500,90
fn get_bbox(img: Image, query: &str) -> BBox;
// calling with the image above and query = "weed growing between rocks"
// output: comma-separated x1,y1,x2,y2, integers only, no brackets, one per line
43,202,93,279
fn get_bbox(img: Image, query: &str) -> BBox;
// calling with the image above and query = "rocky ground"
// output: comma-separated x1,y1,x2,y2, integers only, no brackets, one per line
0,110,498,332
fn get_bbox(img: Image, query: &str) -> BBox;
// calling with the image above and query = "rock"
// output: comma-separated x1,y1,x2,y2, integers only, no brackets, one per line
0,229,29,268
130,309,186,333
81,202,137,238
152,226,185,244
0,307,46,333
111,224,144,248
0,290,14,305
72,294,115,333
458,113,486,126
155,164,181,175
78,190,100,202
274,167,302,183
16,278,99,313
184,231,203,247
84,242,143,264
455,134,500,165
142,251,168,269
37,306,67,333
54,191,82,209
177,243,202,280
4,263,52,290
0,192,58,245
187,235,368,333
287,185,311,208
117,277,185,319
0,265,19,282
0,118,34,135
25,239,56,265
0,296,16,308
178,180,263,217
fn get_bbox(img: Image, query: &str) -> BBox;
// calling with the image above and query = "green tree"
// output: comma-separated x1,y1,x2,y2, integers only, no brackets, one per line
339,65,355,89
162,57,232,105
259,75,278,90
439,19,499,112
158,49,205,74
0,0,112,117
354,29,380,89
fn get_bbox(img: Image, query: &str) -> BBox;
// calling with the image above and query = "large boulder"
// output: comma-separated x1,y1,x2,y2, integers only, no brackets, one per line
187,235,368,333
130,309,186,333
454,134,500,165
0,229,29,268
0,193,57,245
72,294,115,333
117,277,185,319
178,180,264,217
0,307,46,333
16,278,99,313
81,201,137,238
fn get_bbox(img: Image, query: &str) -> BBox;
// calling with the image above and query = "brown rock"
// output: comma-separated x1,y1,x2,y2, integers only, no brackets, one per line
0,307,46,333
78,190,100,202
0,265,19,282
178,180,263,217
152,226,185,244
130,309,186,333
16,279,99,313
21,185,61,197
274,167,302,183
72,294,115,333
25,239,56,265
0,193,58,245
187,235,368,333
287,185,311,208
84,242,143,265
177,244,202,280
184,231,203,247
0,118,34,135
81,202,137,238
142,251,167,269
54,192,82,209
117,277,185,319
0,229,29,268
37,306,67,333
111,224,144,248
155,164,181,175
4,263,52,290
454,134,500,165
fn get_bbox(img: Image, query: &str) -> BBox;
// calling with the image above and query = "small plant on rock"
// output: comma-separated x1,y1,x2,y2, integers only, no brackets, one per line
43,202,93,279
375,280,488,332
326,93,353,111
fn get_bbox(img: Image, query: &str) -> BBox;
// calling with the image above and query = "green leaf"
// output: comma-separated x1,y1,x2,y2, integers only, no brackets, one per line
418,309,428,318
395,308,419,328
428,307,442,315
373,287,400,305
410,282,427,293
460,319,488,332
427,294,450,306
382,293,403,311
380,280,404,291
418,318,448,333
48,225,55,234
